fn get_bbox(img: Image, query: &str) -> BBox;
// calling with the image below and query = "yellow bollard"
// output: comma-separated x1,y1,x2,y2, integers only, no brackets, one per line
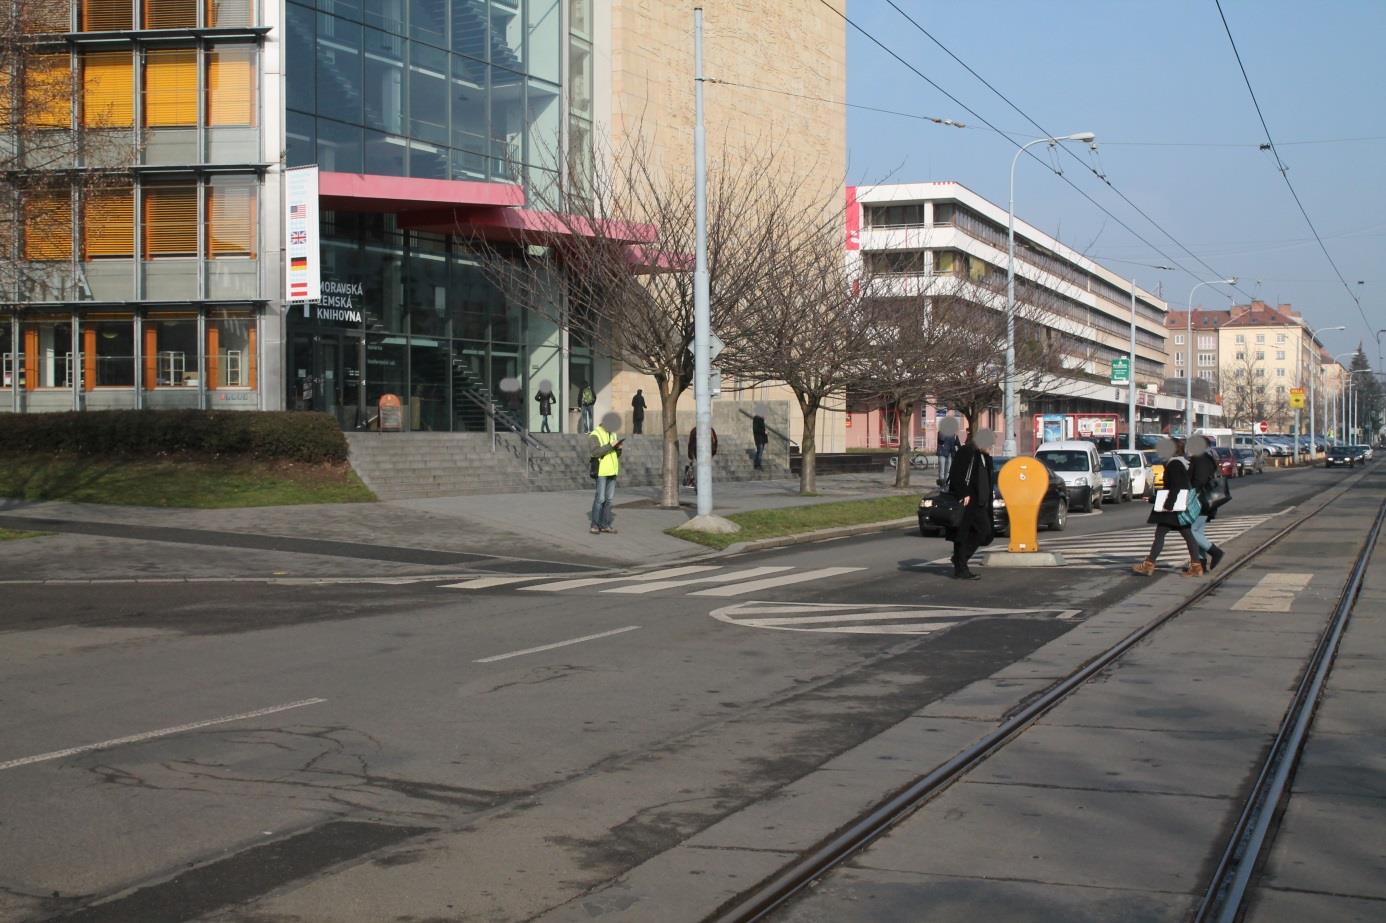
998,457,1048,553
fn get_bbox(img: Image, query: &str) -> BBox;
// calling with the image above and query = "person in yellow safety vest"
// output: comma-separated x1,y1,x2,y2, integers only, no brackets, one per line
589,411,625,534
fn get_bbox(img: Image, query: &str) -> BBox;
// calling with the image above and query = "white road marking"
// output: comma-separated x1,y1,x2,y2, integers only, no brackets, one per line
474,625,642,663
520,565,719,593
603,566,794,594
691,567,867,597
709,601,1081,635
0,698,328,772
442,575,548,590
1231,573,1314,612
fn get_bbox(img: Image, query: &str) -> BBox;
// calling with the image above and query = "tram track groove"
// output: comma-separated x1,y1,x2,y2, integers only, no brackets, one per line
705,463,1384,923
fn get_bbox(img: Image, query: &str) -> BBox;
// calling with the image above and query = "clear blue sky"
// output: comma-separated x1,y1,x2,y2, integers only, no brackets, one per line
845,0,1385,363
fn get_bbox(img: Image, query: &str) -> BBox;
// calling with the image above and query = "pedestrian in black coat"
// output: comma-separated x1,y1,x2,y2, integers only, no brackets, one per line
1187,435,1226,570
631,389,646,434
946,429,994,580
1133,437,1203,577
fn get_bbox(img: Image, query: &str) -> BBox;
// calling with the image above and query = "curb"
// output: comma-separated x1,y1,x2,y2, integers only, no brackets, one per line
719,516,917,555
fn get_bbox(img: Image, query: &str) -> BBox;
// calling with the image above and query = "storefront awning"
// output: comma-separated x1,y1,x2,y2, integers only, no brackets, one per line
318,172,526,213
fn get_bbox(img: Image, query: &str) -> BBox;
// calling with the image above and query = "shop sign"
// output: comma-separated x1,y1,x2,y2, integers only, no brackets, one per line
1110,357,1130,384
212,390,257,406
284,166,321,303
379,393,403,432
307,280,364,325
1289,387,1306,409
1076,416,1117,437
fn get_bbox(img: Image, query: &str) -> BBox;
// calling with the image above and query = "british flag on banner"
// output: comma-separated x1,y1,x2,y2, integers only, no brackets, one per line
290,230,307,245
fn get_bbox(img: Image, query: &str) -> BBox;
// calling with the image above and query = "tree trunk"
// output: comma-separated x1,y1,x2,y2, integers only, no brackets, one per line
798,395,819,495
893,399,914,489
657,375,683,509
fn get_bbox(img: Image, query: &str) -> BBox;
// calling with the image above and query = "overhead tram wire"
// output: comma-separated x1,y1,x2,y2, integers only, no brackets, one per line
810,0,1221,293
1213,0,1373,338
700,77,966,128
879,0,1255,303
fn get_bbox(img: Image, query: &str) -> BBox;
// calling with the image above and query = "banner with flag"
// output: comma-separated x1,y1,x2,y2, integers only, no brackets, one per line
284,166,321,303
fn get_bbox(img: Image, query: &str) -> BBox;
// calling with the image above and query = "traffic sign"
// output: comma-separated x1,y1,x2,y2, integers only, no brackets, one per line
688,333,725,361
1257,420,1269,434
1110,357,1131,384
1289,387,1306,409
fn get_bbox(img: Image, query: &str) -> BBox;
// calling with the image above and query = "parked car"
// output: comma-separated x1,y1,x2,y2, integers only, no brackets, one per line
1231,434,1266,467
1098,452,1133,503
1115,449,1152,497
1142,450,1166,498
1211,446,1240,477
918,455,1068,537
1325,446,1357,468
1035,441,1103,513
1233,447,1263,474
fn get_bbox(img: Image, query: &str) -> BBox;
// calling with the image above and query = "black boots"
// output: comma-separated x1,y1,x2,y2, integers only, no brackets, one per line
1207,545,1226,572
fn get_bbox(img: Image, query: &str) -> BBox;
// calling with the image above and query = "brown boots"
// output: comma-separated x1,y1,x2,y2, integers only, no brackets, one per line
1132,559,1156,576
1181,560,1205,577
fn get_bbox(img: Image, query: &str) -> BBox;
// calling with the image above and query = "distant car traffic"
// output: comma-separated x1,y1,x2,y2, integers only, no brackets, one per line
1098,452,1133,503
1232,446,1263,475
918,455,1069,537
1326,446,1357,468
1211,446,1240,477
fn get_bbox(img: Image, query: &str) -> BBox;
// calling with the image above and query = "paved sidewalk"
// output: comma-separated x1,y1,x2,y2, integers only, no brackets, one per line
0,473,923,578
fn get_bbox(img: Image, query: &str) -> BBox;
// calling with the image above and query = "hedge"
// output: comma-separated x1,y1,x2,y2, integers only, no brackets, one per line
0,410,349,463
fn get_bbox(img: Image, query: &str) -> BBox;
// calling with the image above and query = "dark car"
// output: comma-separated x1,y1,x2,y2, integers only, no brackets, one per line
1326,446,1357,468
1232,446,1263,475
1211,446,1239,477
919,456,1068,537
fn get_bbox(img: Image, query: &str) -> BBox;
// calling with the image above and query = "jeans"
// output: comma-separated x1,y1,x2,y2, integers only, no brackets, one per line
1148,524,1200,561
754,443,765,469
1190,514,1212,554
591,476,617,529
540,414,551,433
939,454,953,481
580,406,593,432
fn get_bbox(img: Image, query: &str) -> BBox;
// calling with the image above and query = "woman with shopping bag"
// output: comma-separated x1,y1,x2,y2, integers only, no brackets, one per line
1132,436,1205,577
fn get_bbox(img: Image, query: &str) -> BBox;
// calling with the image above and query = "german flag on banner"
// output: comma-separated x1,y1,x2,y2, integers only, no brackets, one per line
291,256,308,270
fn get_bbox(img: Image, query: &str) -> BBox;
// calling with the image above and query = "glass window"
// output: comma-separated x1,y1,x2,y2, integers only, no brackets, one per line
142,182,198,258
1235,334,1245,343
144,48,197,127
1256,333,1265,343
0,324,20,390
147,316,199,387
407,234,448,336
205,177,256,258
206,0,253,27
932,250,957,274
317,14,362,125
491,0,524,71
1276,350,1286,360
527,0,561,83
24,189,72,261
286,4,316,113
568,38,591,118
318,117,363,172
409,43,448,144
144,0,196,29
489,67,524,180
865,204,926,228
25,54,71,129
89,319,135,387
1255,350,1265,360
409,139,448,179
526,78,561,175
570,0,591,37
364,128,406,175
82,0,132,30
865,251,926,275
36,323,77,388
364,27,404,134
209,314,255,387
453,0,488,58
207,45,256,127
287,110,315,166
452,54,487,159
1173,334,1184,345
83,51,134,128
83,186,135,259
410,0,446,47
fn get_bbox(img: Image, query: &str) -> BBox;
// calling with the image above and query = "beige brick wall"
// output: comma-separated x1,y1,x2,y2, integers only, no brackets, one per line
603,0,849,453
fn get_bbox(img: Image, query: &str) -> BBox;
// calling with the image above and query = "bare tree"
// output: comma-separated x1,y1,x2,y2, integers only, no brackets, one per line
473,132,808,507
1219,350,1274,430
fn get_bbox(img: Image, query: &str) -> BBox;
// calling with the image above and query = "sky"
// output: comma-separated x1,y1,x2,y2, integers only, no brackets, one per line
843,0,1385,367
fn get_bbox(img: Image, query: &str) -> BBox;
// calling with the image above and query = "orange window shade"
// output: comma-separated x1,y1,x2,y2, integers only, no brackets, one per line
0,67,12,128
24,2,70,32
24,328,39,391
144,0,196,29
84,187,135,258
206,184,255,258
143,325,158,390
206,0,252,27
247,322,257,389
82,327,97,392
206,326,219,390
24,54,72,129
23,190,73,261
82,51,133,127
142,185,197,257
82,0,134,31
206,48,254,127
143,49,196,127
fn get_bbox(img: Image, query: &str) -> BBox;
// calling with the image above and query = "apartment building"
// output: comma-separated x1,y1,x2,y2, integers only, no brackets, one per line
1165,308,1232,393
1217,301,1335,431
844,182,1214,452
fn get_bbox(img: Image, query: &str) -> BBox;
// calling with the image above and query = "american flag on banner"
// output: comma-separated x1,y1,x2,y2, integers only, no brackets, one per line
289,203,307,220
290,230,307,245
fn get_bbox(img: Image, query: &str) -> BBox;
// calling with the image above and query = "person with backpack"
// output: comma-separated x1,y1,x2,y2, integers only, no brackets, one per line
1186,434,1227,571
589,411,624,534
578,383,596,433
1132,436,1204,577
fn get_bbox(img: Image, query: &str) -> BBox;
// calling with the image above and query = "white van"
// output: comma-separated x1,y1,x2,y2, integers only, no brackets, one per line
1035,440,1103,512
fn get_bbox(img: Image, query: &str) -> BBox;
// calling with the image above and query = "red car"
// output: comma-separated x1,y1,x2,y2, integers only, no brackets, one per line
1211,446,1239,477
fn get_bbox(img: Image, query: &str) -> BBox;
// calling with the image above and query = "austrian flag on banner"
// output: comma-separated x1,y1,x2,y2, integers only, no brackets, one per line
284,166,321,303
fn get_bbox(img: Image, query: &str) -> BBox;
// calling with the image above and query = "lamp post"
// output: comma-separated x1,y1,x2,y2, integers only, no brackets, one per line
1348,367,1373,444
1184,278,1237,436
1304,325,1343,463
1004,131,1096,456
1331,352,1355,444
1126,268,1173,451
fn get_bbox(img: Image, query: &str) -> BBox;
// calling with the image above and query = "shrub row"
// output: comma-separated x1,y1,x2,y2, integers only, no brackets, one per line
0,410,349,463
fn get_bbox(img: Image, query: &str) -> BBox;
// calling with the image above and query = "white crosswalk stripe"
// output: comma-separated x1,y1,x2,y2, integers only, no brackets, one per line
440,564,867,598
711,601,1081,635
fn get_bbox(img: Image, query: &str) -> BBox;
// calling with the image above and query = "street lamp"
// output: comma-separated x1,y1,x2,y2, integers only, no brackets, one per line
1004,131,1097,456
1304,323,1345,462
1185,278,1237,435
1331,351,1356,444
1126,268,1174,451
1348,366,1374,444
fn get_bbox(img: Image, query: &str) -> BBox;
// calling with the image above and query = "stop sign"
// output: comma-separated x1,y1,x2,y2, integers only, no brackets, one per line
1257,420,1269,434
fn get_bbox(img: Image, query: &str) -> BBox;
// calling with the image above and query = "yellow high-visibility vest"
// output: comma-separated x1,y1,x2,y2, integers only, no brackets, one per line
593,426,620,477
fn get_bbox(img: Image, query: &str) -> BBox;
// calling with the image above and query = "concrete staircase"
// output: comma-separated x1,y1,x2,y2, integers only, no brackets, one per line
345,431,790,500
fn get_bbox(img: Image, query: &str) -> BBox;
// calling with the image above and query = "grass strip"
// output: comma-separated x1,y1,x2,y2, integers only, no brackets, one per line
0,528,47,541
668,494,919,550
0,453,376,509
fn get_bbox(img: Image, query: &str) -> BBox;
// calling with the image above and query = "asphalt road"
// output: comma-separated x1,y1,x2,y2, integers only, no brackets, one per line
0,465,1348,922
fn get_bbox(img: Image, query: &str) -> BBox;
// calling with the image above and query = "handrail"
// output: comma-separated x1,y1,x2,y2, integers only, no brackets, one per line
734,406,792,444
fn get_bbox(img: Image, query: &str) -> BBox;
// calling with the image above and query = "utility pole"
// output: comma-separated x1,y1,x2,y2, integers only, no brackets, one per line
692,8,713,518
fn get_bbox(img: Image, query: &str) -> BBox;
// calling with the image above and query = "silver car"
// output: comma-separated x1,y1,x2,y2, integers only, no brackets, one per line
1098,452,1133,503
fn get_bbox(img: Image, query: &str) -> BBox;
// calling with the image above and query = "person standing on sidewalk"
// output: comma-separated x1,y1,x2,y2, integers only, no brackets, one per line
752,411,768,470
1187,434,1227,571
535,381,555,433
1133,437,1204,577
946,427,994,580
589,411,624,534
938,427,958,482
631,389,646,435
578,383,596,433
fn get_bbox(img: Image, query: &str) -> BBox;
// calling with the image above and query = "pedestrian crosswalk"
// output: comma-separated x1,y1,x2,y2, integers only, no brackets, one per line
931,513,1279,569
441,565,869,598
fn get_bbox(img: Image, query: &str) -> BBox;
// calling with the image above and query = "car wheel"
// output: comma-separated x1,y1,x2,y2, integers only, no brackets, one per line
1092,489,1102,511
1049,498,1068,532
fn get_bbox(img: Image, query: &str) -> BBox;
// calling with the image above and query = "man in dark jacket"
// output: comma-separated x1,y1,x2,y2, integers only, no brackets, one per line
752,413,768,469
631,389,646,434
1186,434,1226,571
946,428,995,580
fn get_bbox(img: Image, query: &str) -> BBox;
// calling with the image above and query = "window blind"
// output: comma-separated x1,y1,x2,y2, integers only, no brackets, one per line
144,0,196,29
82,0,134,31
23,190,72,261
83,187,135,258
24,54,71,129
142,184,197,257
206,183,255,258
82,52,133,128
206,48,254,127
144,49,196,127
206,0,252,27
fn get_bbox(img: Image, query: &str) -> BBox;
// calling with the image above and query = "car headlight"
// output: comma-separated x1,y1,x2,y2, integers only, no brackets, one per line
1073,476,1088,487
921,499,933,508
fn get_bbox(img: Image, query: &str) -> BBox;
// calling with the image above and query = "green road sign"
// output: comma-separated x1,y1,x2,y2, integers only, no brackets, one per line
1110,357,1131,384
